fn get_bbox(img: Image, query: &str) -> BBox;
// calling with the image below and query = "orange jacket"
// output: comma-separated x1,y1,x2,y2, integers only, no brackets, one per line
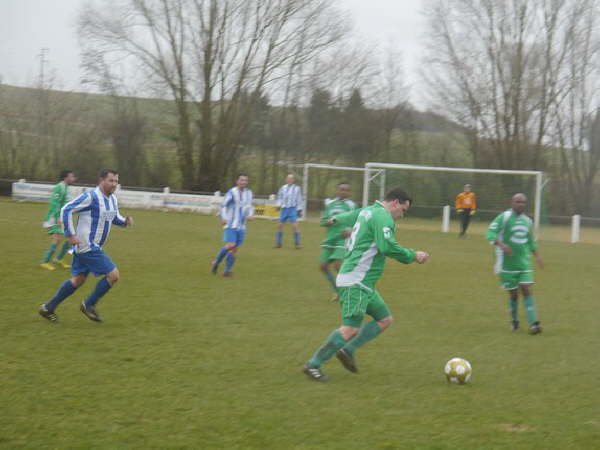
455,191,476,210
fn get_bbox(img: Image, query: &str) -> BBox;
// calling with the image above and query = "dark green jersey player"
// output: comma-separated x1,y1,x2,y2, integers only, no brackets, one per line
486,193,543,334
303,188,430,382
319,182,357,300
41,170,76,270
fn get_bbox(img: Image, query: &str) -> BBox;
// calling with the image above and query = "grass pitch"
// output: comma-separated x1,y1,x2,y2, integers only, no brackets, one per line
1,198,599,449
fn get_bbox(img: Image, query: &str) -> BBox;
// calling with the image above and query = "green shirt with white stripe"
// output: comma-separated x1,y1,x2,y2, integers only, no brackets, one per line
486,209,537,272
44,182,69,227
320,198,357,248
336,201,416,290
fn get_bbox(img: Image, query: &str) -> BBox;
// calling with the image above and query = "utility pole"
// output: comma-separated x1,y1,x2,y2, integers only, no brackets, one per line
38,48,50,89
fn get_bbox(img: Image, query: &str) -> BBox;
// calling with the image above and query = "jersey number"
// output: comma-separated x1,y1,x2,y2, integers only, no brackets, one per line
347,222,361,251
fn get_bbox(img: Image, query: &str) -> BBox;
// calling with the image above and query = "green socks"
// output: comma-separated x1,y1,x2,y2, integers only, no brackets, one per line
55,241,70,261
42,243,57,263
523,296,539,325
343,320,382,355
323,270,337,292
308,329,346,367
509,298,518,322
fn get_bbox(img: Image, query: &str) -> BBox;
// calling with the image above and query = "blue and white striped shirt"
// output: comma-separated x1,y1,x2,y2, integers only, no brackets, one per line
61,186,127,254
220,187,254,230
277,184,303,209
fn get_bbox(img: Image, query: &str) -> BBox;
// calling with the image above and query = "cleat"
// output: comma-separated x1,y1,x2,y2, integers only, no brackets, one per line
54,259,71,269
330,293,339,303
273,244,282,248
511,320,520,332
222,272,233,278
38,304,58,322
528,321,542,335
295,245,302,250
302,364,329,382
40,263,56,271
80,302,103,322
210,260,218,275
336,348,358,373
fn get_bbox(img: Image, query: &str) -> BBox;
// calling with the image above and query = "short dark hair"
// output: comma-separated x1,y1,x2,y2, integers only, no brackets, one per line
384,187,412,205
237,173,248,179
99,169,118,179
59,169,73,180
338,181,350,187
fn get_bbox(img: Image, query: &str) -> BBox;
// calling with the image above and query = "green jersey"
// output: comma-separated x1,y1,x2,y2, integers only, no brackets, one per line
486,209,537,272
43,182,69,227
336,201,416,290
320,198,357,248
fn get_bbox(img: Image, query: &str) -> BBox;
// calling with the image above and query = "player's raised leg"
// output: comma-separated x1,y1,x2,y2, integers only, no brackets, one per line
336,288,393,373
81,266,119,322
39,274,87,322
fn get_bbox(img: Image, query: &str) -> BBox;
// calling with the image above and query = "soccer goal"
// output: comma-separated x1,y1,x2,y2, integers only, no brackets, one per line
283,163,385,217
363,162,545,231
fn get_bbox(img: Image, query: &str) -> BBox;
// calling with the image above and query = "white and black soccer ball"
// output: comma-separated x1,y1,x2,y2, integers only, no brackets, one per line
444,357,472,384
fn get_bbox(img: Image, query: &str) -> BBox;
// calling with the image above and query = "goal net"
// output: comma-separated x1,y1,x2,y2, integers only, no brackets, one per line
284,163,384,218
363,163,544,231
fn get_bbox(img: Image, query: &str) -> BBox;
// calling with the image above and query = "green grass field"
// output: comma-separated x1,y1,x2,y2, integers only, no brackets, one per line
1,198,599,449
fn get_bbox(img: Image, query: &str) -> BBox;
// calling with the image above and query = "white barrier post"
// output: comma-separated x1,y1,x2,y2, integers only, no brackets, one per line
442,205,450,233
571,214,581,243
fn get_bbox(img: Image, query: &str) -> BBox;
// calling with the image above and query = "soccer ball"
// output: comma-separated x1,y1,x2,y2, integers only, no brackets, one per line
444,357,472,384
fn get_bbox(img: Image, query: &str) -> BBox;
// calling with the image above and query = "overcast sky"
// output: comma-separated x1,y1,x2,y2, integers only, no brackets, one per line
0,0,426,101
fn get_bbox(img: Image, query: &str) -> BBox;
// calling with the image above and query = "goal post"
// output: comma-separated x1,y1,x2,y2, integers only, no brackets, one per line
363,162,544,232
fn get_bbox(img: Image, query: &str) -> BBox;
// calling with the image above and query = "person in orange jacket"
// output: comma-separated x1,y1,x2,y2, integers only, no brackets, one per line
455,184,477,237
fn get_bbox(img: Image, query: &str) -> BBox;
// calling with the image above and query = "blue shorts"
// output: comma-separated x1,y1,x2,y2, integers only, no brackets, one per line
279,207,298,223
223,228,245,246
71,250,116,277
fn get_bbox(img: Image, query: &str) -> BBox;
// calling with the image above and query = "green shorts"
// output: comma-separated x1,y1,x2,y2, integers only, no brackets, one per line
319,246,346,264
499,271,534,290
46,225,63,235
338,285,391,327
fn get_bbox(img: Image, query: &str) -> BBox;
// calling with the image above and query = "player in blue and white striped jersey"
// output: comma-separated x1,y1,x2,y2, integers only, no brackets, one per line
275,174,303,248
38,169,133,323
211,173,254,277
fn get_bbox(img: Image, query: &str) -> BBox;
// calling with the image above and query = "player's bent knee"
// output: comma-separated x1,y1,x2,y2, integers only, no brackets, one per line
378,316,393,330
71,274,87,288
107,268,120,284
339,326,359,341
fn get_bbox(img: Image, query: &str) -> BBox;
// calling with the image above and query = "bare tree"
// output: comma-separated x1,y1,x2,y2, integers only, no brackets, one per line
422,0,578,172
79,0,347,190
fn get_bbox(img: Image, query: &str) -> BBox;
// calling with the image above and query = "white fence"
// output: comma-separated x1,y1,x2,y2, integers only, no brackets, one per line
11,181,278,217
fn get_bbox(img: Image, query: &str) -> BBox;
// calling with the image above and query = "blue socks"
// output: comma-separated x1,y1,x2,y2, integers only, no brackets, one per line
84,277,112,307
45,280,77,312
224,252,235,274
214,247,228,267
294,232,301,247
276,231,283,246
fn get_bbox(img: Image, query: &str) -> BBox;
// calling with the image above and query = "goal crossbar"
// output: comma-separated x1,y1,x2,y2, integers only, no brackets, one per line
364,162,544,231
296,163,384,214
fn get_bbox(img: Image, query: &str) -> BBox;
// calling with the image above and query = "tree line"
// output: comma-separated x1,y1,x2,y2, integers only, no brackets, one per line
1,0,600,217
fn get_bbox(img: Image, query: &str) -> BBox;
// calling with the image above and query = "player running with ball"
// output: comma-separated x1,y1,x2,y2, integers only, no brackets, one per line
303,188,429,382
486,193,543,334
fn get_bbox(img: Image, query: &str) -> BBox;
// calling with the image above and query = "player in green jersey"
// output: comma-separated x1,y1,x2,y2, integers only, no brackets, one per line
486,193,543,334
319,182,357,301
303,188,430,382
41,170,76,270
